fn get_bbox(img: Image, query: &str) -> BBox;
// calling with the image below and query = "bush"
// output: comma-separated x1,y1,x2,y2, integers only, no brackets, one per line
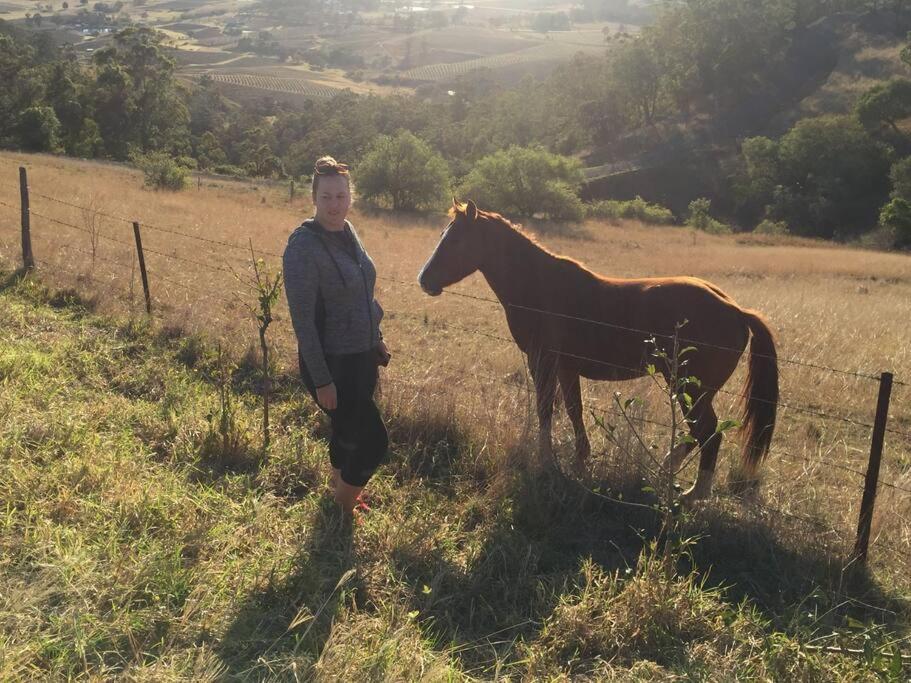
687,198,731,234
879,198,911,249
458,146,585,221
211,163,246,177
132,152,190,190
356,131,451,211
585,196,675,224
753,219,789,236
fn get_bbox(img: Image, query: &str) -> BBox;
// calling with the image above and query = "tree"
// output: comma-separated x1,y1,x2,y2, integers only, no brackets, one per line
773,116,892,237
611,38,663,125
356,131,450,210
879,197,911,248
890,156,911,200
71,117,103,157
736,135,781,220
92,27,189,157
45,60,91,155
195,130,226,169
856,78,911,138
458,146,585,221
17,105,61,151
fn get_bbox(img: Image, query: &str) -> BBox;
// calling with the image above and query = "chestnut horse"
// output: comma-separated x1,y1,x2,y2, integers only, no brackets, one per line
418,200,779,501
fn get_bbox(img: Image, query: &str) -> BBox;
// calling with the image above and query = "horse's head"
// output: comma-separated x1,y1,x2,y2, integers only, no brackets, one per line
418,199,486,296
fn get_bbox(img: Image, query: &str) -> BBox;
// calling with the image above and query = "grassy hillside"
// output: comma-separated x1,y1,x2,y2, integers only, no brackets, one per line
0,150,910,678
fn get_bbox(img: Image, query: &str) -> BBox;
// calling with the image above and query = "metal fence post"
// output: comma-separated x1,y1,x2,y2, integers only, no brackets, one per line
132,221,152,315
19,167,34,271
853,371,893,566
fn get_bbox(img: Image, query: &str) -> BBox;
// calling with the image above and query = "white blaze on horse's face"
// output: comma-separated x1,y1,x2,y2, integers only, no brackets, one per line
418,213,483,296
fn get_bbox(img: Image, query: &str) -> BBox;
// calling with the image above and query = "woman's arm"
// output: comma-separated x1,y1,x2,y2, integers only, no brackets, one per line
283,240,333,388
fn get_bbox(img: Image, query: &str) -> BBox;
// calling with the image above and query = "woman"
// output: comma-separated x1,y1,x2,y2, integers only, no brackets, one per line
283,156,391,514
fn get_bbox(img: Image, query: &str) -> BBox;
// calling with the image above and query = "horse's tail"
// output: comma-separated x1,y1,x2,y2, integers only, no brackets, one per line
740,309,779,475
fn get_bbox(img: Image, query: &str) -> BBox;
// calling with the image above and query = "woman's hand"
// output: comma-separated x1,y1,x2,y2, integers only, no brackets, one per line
376,340,391,367
316,382,338,410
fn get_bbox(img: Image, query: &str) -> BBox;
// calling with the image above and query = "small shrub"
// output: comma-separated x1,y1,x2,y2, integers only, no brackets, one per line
687,198,731,235
132,151,189,191
585,196,675,224
211,163,246,177
754,219,789,236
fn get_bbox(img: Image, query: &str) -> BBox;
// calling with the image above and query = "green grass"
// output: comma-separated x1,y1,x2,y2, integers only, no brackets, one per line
0,268,908,680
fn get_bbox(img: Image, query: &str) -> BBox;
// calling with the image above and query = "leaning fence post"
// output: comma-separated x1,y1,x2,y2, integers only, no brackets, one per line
19,167,34,271
853,371,893,566
132,221,152,315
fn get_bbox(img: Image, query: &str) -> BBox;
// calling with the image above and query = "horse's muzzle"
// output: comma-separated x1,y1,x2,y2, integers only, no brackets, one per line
418,270,442,296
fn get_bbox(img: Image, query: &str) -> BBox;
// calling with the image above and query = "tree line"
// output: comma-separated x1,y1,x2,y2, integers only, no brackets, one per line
2,0,910,244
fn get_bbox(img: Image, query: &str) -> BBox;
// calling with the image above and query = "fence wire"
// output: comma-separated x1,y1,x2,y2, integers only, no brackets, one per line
1,181,909,516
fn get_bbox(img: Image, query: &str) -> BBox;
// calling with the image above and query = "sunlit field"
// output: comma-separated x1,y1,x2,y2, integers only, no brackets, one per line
1,151,909,679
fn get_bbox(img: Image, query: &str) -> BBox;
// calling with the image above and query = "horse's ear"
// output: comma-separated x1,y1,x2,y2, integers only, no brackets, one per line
466,200,478,222
451,196,460,211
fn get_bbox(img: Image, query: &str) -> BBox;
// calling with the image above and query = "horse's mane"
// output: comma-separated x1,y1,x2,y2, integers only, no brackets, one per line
451,203,591,273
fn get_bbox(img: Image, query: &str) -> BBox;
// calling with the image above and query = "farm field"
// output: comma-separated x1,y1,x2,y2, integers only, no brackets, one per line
173,20,614,98
3,0,622,99
0,151,909,678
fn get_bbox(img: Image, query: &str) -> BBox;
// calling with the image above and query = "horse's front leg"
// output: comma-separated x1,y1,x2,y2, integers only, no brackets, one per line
557,362,590,467
528,350,557,466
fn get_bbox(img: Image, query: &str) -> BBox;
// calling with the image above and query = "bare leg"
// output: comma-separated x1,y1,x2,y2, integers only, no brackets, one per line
557,363,590,465
330,467,341,492
334,479,364,513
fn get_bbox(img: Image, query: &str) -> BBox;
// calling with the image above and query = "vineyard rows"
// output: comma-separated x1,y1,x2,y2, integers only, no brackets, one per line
399,43,578,81
205,72,342,98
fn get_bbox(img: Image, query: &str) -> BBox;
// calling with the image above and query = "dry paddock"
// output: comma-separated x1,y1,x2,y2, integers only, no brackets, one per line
0,151,909,592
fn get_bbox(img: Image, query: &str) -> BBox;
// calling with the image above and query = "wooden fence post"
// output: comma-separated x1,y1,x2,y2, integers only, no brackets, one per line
19,167,34,271
853,371,893,566
132,221,152,315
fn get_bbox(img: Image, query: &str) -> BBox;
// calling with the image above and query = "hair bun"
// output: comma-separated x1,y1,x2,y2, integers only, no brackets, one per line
314,156,349,175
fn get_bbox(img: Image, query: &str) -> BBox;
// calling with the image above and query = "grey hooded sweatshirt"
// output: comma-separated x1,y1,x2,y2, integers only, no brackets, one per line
283,219,384,388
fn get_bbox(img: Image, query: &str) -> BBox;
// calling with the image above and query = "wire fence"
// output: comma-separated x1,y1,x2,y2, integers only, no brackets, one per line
1,170,909,568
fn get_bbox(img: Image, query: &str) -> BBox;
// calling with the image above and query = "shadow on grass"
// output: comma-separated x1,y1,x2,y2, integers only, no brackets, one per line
216,496,358,681
685,501,909,634
0,268,29,292
383,405,475,484
386,457,908,676
0,267,96,312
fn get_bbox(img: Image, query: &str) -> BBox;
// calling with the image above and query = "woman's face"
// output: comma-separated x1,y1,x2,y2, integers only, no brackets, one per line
313,174,351,231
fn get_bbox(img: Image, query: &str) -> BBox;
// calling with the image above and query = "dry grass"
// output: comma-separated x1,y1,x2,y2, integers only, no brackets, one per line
0,150,909,561
0,150,909,677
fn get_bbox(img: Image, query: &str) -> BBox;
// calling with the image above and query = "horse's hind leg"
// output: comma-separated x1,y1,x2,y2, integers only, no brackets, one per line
528,350,557,466
679,395,721,504
557,363,591,466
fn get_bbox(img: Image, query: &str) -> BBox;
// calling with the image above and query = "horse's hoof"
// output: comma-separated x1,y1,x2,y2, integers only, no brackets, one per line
678,486,710,508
